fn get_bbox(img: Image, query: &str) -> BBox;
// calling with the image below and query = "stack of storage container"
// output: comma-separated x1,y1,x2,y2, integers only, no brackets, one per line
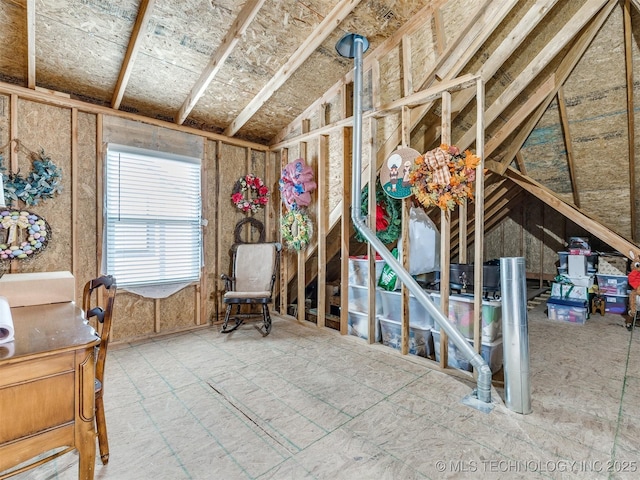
377,288,435,358
347,255,384,341
377,287,504,372
595,254,629,314
548,237,594,324
430,293,504,373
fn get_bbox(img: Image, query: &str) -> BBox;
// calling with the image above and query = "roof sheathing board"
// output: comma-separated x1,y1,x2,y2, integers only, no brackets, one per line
520,97,572,193
560,5,630,236
35,0,145,101
118,0,242,117
0,2,27,83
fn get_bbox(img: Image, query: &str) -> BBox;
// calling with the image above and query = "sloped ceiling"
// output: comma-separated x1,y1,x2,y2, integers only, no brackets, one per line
1,0,639,255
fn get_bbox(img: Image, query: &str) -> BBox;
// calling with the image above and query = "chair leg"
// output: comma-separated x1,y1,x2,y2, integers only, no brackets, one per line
222,304,232,331
263,304,272,335
95,395,109,465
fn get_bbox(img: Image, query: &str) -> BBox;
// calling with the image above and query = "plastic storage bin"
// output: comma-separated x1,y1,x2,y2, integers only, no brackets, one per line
430,292,502,343
596,274,629,296
348,310,380,341
348,256,385,287
432,330,503,373
378,316,434,358
603,294,628,314
546,298,588,324
348,284,382,314
377,288,435,329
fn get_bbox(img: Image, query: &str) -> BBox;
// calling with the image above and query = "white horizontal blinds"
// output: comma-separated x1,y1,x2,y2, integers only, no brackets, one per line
105,144,201,287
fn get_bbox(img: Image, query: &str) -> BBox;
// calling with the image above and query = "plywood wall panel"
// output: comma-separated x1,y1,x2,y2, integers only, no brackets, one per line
16,99,71,274
328,130,344,213
160,286,196,331
112,292,155,340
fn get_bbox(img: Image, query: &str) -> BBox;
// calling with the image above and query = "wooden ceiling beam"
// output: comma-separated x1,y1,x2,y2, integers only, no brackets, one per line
269,0,459,146
556,86,580,207
505,167,640,258
457,0,612,152
175,0,266,125
111,0,156,110
224,0,362,138
26,0,35,89
398,0,556,157
493,0,617,172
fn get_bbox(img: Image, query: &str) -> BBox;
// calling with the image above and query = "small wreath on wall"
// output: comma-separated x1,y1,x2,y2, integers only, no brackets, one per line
355,181,401,245
231,174,269,214
0,145,63,206
0,209,50,260
409,144,479,211
281,210,312,251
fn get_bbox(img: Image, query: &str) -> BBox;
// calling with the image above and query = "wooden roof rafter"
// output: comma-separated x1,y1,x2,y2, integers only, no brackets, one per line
175,0,266,125
270,0,453,147
26,0,35,89
111,0,156,110
505,167,640,259
456,0,613,153
489,0,618,174
223,0,362,138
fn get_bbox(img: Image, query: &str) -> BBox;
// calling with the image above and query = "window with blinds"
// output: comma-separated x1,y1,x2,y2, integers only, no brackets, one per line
105,144,202,287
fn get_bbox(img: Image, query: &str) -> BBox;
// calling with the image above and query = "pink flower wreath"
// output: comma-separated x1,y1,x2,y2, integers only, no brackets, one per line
231,174,269,214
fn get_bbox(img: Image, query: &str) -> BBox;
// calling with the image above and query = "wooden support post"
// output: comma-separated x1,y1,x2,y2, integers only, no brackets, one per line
473,78,485,358
400,106,411,355
96,114,104,277
71,108,78,278
297,123,309,323
9,94,18,273
317,135,329,328
199,139,209,325
367,117,378,344
340,126,352,335
439,92,452,368
279,148,289,315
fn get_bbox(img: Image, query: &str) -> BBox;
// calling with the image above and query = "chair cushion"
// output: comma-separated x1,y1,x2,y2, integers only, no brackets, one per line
224,291,271,299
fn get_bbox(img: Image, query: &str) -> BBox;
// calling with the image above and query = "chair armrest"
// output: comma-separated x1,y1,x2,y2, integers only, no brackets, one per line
220,274,234,291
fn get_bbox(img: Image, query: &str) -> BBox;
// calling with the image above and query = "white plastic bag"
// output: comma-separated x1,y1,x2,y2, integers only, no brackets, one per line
409,206,440,274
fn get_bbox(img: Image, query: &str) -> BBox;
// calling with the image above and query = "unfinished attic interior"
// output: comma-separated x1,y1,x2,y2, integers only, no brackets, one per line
2,0,640,478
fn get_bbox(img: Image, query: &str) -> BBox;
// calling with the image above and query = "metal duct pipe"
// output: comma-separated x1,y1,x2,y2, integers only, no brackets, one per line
336,33,492,407
500,257,532,414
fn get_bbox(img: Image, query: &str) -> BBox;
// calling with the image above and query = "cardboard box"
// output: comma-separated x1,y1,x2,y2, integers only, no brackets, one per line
0,271,75,307
597,255,627,276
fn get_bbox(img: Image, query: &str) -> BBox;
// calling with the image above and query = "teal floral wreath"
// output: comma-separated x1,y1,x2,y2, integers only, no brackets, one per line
0,146,63,206
355,181,401,245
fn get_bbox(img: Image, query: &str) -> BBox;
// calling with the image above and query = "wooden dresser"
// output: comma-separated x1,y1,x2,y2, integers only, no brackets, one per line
0,302,100,480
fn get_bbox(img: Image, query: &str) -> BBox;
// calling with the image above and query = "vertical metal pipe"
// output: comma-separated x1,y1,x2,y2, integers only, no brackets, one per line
500,257,532,414
338,33,492,406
